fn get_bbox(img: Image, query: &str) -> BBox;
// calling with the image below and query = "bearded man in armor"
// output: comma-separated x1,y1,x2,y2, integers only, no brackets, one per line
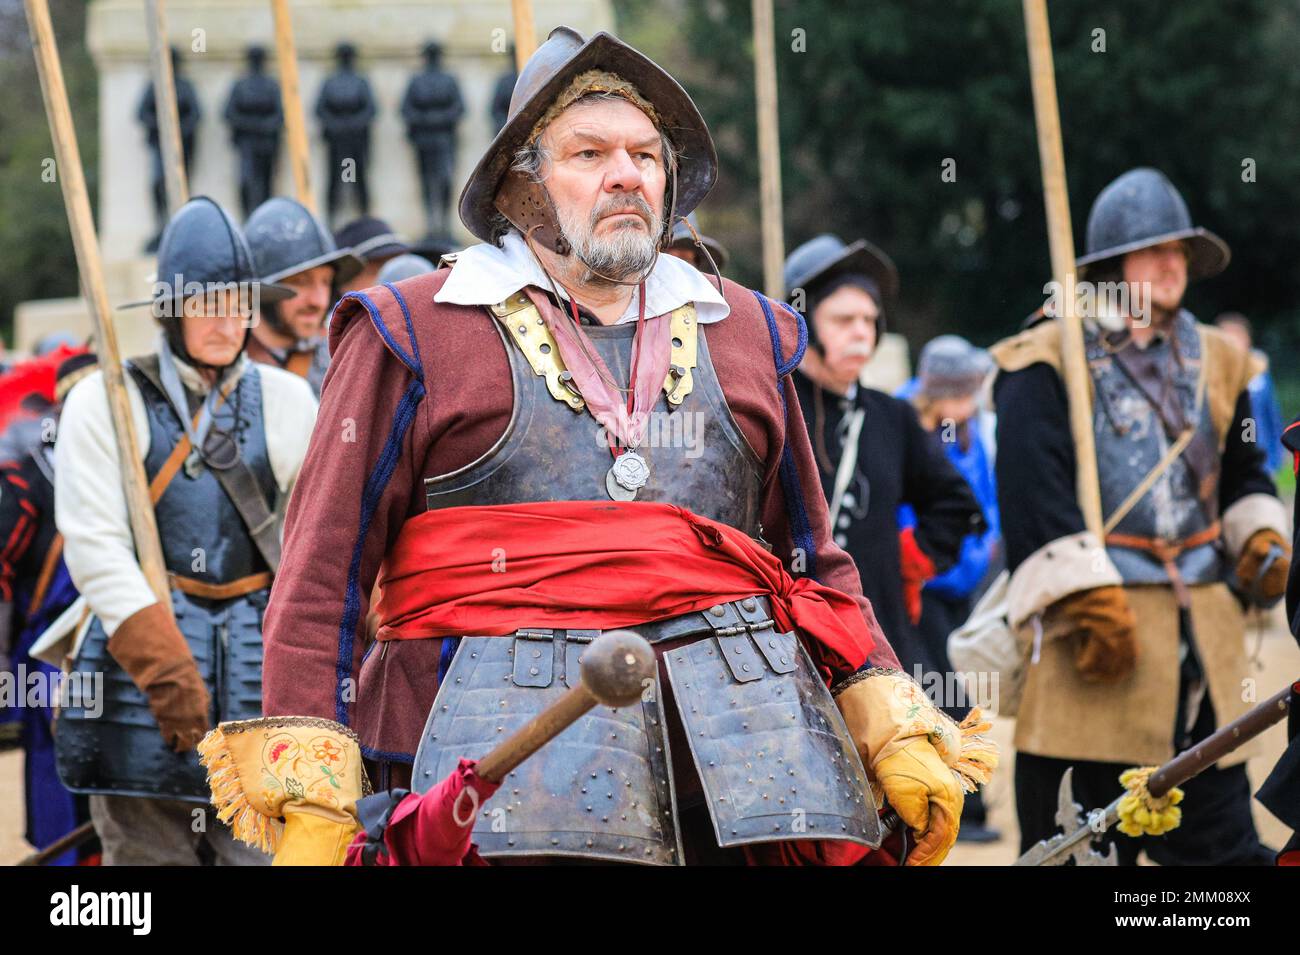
243,196,363,397
213,28,992,867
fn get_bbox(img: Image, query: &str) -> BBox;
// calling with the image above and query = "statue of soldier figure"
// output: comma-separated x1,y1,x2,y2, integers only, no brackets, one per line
224,45,283,218
137,48,202,250
401,41,465,239
315,43,376,225
489,45,516,132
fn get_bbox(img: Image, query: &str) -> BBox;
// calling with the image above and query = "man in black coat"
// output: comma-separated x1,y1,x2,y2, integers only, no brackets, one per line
786,234,983,673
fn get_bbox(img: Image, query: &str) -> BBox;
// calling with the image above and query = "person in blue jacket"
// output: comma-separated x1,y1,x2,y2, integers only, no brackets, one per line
1215,313,1283,475
898,335,1002,842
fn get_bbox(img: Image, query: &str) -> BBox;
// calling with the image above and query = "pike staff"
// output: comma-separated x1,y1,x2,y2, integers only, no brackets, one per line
1022,0,1103,534
24,0,171,608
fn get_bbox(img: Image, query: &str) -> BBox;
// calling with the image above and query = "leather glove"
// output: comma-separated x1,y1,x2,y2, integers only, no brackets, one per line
898,526,936,626
107,602,210,752
200,718,365,866
1233,528,1289,605
1050,585,1137,684
834,671,965,865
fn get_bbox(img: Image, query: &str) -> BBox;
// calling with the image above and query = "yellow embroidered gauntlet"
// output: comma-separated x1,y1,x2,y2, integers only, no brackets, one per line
834,669,998,866
199,717,368,866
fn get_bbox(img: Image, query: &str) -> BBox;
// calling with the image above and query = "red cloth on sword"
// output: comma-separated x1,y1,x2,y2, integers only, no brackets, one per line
344,759,500,866
374,500,874,673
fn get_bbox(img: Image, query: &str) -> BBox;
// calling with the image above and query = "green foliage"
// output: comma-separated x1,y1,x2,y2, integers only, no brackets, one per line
618,0,1300,359
0,0,98,347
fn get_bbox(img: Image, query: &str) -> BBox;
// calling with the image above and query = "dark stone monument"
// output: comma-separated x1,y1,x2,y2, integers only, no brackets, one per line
401,41,465,238
315,42,376,224
223,45,283,217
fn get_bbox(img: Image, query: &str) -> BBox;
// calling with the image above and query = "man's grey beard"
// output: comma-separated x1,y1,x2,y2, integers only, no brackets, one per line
556,195,662,282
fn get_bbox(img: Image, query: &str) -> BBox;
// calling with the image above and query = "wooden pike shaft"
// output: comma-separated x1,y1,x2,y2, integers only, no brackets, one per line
1022,0,1103,536
144,0,188,213
511,0,537,71
271,0,314,212
752,0,786,300
24,0,171,609
1150,684,1291,798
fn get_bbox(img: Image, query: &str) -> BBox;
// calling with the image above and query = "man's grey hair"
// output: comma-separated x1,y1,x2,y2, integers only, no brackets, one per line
489,92,679,244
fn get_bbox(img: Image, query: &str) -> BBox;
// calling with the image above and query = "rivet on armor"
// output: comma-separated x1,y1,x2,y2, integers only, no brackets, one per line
423,770,432,777
529,667,539,676
551,838,560,846
742,663,750,672
709,604,726,617
517,325,526,334
742,598,757,611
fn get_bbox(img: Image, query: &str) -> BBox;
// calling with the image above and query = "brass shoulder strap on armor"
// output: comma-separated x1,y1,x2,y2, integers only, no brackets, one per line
664,304,698,407
488,293,701,412
490,291,586,411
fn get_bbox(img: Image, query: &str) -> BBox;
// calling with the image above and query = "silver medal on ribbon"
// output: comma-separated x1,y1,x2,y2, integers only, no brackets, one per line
606,450,650,502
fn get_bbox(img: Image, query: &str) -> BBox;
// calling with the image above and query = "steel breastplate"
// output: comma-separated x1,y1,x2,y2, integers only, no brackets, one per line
424,301,765,536
56,360,276,801
1088,313,1223,585
412,300,870,862
129,357,278,584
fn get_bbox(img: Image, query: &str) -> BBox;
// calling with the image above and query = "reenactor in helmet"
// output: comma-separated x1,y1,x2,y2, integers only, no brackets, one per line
243,196,363,397
992,168,1289,864
52,197,318,864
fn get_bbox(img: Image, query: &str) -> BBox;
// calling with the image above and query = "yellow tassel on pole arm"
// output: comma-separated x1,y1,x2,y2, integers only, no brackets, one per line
1116,766,1184,837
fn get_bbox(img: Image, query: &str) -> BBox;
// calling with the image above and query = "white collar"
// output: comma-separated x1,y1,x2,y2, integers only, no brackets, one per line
435,231,730,325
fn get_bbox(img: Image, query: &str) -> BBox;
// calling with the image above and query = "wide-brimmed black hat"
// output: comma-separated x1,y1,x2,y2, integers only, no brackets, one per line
783,233,899,302
459,26,717,244
121,196,294,311
334,216,409,263
1076,167,1230,281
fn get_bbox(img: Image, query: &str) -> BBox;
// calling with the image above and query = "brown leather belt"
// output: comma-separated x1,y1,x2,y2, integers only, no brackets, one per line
169,571,272,601
1104,521,1221,607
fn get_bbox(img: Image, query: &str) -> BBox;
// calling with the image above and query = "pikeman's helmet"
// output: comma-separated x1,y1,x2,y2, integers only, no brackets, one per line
122,196,293,367
1077,167,1229,281
458,27,717,254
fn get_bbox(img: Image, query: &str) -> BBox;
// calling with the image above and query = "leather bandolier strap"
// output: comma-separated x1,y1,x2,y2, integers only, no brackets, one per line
285,350,313,379
26,532,64,618
138,365,282,573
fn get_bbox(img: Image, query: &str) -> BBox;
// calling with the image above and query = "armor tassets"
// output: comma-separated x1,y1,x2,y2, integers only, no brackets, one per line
412,301,879,862
412,597,880,864
1089,313,1223,587
56,360,278,801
